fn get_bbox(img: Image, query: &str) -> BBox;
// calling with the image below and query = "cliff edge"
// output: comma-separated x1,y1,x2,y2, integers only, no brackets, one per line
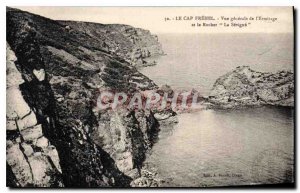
6,7,165,187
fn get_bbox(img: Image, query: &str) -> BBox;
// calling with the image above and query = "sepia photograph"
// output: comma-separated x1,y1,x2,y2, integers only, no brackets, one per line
6,6,295,188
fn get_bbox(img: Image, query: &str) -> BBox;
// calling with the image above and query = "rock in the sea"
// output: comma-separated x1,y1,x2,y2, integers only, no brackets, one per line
209,66,294,108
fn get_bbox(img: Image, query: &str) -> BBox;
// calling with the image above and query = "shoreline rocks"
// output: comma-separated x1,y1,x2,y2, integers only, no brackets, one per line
130,169,164,187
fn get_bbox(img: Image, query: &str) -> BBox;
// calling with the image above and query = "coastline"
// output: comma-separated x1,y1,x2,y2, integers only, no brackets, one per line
6,7,294,188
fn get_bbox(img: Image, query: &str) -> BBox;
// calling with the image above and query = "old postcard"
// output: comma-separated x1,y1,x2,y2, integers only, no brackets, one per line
6,6,294,188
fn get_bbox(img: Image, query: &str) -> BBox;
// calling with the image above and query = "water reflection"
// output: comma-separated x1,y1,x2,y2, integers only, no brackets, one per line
144,106,294,187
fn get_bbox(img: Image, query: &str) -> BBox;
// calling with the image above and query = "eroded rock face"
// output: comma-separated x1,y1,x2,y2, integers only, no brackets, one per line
209,66,294,109
7,7,162,187
6,44,63,187
91,109,159,176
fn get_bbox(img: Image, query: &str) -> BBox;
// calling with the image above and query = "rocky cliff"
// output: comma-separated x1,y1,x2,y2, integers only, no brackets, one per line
7,43,64,187
6,7,165,187
59,21,164,67
209,66,294,109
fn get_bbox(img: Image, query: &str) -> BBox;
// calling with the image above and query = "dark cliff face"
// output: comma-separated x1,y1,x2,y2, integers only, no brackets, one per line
209,66,294,109
6,7,160,187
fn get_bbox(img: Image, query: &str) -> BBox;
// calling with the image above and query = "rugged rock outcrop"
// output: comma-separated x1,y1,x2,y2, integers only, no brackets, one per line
208,66,294,109
59,21,164,67
7,43,63,187
6,7,166,187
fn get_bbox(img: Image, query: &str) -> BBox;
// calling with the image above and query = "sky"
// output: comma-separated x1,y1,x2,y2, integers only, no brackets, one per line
13,6,293,34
